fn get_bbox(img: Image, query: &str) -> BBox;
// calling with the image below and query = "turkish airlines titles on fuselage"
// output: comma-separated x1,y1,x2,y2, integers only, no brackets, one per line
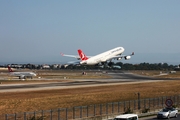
80,47,124,65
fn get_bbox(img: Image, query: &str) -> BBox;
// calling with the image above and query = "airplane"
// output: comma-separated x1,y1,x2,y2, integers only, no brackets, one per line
7,66,37,79
61,47,134,66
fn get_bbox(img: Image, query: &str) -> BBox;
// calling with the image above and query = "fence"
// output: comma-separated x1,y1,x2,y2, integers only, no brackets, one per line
3,95,180,120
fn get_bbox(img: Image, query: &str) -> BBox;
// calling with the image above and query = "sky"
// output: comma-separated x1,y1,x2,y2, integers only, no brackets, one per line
0,1,180,64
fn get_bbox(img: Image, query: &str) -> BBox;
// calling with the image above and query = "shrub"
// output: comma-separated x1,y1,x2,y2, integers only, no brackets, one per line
124,107,133,114
142,108,150,113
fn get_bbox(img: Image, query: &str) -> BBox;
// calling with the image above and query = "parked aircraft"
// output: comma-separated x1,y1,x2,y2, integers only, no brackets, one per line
61,47,134,66
8,66,36,79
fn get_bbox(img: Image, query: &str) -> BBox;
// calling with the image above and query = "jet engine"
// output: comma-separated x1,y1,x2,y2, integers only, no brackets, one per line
80,61,87,64
124,56,131,60
117,58,122,60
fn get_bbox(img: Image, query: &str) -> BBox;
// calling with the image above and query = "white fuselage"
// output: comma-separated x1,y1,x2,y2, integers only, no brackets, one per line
9,72,36,78
80,47,124,65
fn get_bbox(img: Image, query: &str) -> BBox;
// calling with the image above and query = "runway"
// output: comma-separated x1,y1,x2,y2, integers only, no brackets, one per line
0,71,174,92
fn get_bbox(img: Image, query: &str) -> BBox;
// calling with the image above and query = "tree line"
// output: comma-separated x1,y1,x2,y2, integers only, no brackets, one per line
116,62,175,70
67,62,178,71
3,62,179,71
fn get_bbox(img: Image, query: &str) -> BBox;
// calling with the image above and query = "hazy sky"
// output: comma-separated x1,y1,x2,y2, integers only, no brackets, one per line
0,1,180,64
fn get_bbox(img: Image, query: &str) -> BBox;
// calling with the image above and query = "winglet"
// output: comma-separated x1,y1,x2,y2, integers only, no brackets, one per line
131,52,134,55
60,52,64,56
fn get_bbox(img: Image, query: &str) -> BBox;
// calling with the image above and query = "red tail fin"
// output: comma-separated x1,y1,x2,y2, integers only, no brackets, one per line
8,66,13,72
78,49,88,60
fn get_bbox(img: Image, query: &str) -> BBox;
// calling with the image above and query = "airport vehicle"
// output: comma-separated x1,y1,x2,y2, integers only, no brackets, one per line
61,47,134,66
157,107,178,119
8,66,36,79
114,114,138,120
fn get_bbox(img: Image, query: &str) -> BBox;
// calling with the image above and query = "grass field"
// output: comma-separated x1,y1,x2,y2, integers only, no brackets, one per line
0,70,180,115
130,70,180,78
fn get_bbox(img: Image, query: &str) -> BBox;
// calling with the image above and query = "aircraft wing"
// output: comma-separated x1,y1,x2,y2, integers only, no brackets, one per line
60,53,81,60
110,52,135,61
20,75,25,78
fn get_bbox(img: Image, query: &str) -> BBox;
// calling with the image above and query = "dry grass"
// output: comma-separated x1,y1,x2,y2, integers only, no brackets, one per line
0,80,180,115
130,70,180,78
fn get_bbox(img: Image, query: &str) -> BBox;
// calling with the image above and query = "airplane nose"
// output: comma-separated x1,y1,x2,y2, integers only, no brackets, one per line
32,73,36,76
121,47,125,52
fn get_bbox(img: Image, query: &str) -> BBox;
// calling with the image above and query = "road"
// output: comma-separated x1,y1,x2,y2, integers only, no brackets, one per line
139,114,180,120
